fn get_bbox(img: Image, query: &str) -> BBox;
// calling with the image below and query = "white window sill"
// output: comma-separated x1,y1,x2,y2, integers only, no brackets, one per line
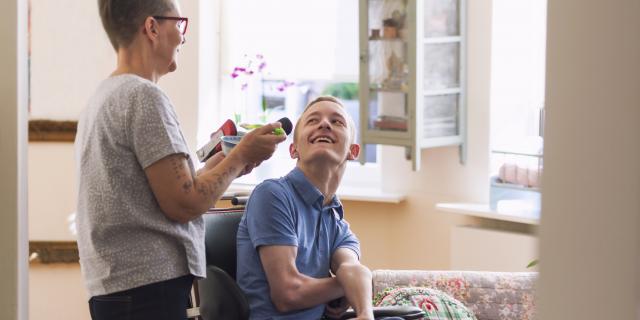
228,182,406,204
435,202,540,225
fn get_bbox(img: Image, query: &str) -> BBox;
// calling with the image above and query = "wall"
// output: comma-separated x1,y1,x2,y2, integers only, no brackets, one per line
0,0,29,319
537,0,640,318
29,0,201,151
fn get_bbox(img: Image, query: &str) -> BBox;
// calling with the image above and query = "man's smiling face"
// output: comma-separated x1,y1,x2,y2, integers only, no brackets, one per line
290,100,359,165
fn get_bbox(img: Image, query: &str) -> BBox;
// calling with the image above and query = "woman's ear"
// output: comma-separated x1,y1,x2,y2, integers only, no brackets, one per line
143,16,159,41
346,144,361,161
289,143,299,159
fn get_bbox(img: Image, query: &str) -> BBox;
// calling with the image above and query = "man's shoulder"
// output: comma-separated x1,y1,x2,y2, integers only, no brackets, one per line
252,176,294,198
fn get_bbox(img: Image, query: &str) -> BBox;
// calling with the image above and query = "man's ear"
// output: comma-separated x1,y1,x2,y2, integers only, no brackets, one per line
346,144,360,160
289,143,299,159
142,16,159,42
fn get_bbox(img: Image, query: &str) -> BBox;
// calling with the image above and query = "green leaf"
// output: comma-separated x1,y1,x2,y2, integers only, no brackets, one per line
526,259,539,268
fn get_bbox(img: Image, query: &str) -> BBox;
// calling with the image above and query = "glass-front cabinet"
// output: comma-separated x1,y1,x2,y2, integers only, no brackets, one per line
359,0,466,170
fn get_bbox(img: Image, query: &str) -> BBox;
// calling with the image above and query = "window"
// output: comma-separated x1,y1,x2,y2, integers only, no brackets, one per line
489,0,547,214
215,0,380,186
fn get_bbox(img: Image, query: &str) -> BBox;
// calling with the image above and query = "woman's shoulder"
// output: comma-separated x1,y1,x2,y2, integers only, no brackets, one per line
102,74,164,99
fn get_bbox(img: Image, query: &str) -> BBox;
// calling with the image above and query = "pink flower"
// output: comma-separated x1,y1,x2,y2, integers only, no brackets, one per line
276,80,295,92
419,298,438,311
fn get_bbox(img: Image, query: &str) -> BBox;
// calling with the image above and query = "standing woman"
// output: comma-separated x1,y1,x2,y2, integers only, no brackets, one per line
75,0,286,319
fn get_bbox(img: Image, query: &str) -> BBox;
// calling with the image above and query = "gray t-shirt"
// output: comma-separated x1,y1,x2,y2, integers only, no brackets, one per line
75,74,205,296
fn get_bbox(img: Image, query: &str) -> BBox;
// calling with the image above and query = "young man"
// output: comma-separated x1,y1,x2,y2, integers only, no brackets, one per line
237,96,375,320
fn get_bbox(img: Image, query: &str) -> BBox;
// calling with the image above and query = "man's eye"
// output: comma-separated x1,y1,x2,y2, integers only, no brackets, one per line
307,118,318,124
332,119,345,125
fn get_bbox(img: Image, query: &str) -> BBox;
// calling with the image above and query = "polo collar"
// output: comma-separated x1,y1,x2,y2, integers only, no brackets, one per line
287,167,344,220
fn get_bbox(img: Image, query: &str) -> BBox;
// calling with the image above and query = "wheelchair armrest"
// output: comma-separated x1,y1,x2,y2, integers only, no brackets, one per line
197,266,250,320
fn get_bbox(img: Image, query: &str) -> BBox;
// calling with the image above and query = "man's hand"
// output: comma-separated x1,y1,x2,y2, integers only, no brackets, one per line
324,297,351,319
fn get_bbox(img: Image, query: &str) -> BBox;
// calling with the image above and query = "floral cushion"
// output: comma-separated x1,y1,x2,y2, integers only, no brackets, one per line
374,287,477,320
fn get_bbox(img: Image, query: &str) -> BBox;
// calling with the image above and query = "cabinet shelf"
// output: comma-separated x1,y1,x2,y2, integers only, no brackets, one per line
368,37,407,43
359,0,467,170
492,150,543,158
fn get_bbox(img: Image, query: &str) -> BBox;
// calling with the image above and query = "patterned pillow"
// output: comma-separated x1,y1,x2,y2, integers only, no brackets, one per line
374,287,477,320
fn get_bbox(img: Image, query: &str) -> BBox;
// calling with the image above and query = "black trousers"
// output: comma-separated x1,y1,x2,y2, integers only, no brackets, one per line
89,275,194,320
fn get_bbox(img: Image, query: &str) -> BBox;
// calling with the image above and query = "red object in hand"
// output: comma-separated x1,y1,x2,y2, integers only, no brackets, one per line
196,119,237,162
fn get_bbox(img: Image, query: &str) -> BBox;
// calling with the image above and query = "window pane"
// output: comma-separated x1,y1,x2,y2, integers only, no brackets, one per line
423,42,460,90
423,94,458,138
424,0,459,37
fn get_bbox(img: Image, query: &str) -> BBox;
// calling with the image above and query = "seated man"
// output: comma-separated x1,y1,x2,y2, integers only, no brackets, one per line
237,96,374,320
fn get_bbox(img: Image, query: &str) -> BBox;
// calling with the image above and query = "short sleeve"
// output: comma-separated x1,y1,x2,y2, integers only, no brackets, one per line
127,83,190,169
332,218,361,260
245,181,298,249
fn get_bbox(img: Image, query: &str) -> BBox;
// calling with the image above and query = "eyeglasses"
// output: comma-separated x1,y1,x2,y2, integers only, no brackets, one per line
153,16,189,35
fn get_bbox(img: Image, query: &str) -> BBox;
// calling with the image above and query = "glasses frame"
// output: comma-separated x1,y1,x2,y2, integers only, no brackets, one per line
153,16,189,35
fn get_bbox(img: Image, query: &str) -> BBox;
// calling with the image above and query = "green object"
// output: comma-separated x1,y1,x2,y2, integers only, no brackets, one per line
239,123,286,136
526,259,539,268
374,287,477,320
322,83,359,100
239,123,262,130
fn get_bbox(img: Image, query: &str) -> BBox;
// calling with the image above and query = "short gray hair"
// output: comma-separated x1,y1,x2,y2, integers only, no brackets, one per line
98,0,175,51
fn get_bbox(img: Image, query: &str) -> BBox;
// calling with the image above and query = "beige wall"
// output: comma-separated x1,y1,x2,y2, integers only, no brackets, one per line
29,264,89,320
538,0,640,318
29,0,201,152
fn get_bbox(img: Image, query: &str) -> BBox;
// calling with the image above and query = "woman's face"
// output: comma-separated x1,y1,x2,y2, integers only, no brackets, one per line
156,1,185,74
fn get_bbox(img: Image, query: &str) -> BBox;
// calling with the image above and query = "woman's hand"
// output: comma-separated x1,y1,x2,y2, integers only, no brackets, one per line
196,152,226,176
229,122,287,166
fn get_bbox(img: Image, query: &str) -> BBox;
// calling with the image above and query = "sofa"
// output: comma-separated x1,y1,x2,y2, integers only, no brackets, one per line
371,270,537,320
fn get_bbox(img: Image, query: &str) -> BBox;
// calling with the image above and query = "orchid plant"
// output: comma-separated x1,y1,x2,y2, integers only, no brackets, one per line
230,54,295,125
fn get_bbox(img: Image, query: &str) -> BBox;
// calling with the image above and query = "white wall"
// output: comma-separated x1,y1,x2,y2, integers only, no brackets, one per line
0,0,29,319
538,0,640,318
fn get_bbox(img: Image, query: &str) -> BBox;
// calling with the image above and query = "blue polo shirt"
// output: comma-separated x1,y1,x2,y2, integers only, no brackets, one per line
236,167,361,320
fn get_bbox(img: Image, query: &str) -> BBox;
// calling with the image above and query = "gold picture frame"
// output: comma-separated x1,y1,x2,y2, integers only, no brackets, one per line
29,120,77,142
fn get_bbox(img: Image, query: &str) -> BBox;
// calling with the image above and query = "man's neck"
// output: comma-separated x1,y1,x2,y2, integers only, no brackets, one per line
297,161,346,206
112,44,160,83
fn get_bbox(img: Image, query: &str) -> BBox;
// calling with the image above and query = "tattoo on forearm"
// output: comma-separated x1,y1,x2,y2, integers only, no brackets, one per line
182,181,193,193
195,165,236,199
170,156,186,181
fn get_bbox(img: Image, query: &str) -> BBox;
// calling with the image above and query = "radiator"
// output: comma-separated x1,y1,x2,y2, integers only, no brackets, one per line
450,226,538,272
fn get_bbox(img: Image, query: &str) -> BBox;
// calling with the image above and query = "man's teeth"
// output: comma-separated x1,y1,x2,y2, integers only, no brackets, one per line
313,137,333,143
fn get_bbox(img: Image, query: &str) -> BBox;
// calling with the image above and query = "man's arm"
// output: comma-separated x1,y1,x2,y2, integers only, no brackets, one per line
330,248,374,320
259,245,345,313
145,123,285,223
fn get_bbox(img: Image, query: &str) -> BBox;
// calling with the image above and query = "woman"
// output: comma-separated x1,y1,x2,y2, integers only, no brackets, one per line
75,0,286,319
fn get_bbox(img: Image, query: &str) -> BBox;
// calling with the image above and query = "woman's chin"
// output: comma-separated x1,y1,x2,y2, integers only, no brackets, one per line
167,61,177,73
